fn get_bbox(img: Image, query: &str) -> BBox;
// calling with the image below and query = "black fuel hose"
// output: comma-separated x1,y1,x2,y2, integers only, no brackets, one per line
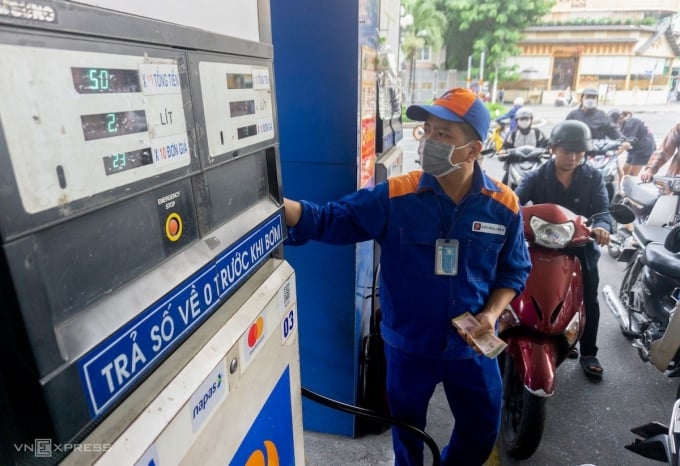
301,387,441,466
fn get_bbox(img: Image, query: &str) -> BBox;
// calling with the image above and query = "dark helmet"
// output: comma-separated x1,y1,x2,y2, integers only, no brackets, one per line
549,120,593,152
581,87,598,97
608,108,622,123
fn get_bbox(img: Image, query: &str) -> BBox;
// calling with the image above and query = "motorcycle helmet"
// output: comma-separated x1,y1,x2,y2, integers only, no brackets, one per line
549,120,593,152
515,107,533,120
513,96,525,107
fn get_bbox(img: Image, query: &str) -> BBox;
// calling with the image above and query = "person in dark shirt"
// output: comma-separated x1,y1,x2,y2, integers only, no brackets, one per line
608,109,656,177
515,120,612,378
565,88,623,140
640,122,680,183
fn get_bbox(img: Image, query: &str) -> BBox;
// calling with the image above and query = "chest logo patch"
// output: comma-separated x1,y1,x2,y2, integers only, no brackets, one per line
472,221,506,235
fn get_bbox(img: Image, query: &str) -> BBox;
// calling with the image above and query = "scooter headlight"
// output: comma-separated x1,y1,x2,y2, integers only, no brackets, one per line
529,216,575,248
563,311,581,346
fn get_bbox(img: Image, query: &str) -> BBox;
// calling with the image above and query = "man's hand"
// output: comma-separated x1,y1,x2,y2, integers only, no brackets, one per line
452,311,507,358
283,198,302,227
592,226,610,246
640,167,655,183
618,141,632,154
470,310,498,338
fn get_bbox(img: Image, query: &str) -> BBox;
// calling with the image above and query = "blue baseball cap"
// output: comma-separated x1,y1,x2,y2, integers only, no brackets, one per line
406,88,491,141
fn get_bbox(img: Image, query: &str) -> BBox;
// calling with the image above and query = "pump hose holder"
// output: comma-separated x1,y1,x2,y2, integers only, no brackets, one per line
301,387,441,466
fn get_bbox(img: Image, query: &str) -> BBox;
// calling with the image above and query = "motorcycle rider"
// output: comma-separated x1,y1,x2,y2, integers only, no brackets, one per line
608,109,656,177
497,96,525,132
515,120,612,378
640,122,680,183
566,88,624,140
501,107,548,150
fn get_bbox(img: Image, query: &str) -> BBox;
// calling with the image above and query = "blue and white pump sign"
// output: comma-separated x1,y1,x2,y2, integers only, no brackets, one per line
79,214,284,417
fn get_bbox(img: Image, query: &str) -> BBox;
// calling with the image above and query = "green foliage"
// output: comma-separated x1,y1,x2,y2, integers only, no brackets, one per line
401,0,449,103
485,102,507,118
538,16,657,26
438,0,556,81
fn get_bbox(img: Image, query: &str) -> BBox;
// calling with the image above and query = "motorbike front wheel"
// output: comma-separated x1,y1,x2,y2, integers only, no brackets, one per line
501,360,546,459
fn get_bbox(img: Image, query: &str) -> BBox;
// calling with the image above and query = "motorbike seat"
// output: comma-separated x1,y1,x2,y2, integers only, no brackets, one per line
622,176,659,208
643,242,680,279
634,223,670,246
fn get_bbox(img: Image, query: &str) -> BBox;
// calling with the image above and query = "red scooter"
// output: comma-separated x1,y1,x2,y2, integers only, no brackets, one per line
497,203,634,459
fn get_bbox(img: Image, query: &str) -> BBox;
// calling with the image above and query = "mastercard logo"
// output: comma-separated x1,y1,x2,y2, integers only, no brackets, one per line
245,440,279,466
247,316,265,349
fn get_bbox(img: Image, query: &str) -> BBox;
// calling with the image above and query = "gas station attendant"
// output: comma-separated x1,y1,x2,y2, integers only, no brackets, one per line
283,88,531,466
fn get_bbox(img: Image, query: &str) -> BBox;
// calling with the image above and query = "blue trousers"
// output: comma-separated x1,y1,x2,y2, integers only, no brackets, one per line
384,344,502,466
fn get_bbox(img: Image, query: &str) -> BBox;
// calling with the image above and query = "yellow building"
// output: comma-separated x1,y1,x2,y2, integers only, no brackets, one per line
503,0,680,105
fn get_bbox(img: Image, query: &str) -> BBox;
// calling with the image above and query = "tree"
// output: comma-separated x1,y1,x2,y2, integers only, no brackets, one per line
400,0,447,105
441,0,555,86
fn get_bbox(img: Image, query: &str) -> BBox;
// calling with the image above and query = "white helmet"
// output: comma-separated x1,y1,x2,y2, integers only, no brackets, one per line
515,107,533,120
513,96,525,106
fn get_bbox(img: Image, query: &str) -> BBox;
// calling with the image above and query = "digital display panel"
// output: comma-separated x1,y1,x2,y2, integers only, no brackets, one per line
102,148,153,176
81,110,148,141
71,67,141,94
229,100,256,117
226,73,253,89
237,124,258,139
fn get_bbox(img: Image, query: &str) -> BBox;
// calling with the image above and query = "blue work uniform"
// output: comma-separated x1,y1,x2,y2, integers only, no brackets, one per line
287,163,531,466
515,159,612,357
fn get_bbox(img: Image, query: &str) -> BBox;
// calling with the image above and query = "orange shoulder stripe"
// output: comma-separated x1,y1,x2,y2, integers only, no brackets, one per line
482,180,521,215
388,171,423,199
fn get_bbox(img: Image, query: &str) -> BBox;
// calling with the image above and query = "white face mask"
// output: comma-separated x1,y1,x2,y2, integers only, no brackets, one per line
418,137,472,177
582,98,597,109
517,119,531,129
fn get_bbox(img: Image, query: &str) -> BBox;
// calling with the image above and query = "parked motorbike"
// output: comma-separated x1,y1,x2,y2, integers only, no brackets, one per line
496,145,550,190
624,227,680,465
498,202,634,459
604,223,680,396
607,174,661,259
626,398,680,465
586,138,625,203
607,174,680,260
554,90,575,107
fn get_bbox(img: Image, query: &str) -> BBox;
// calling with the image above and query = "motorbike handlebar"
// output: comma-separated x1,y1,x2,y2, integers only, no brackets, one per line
652,175,680,194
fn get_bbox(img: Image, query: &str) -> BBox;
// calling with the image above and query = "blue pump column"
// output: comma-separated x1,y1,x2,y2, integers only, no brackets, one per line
271,0,383,436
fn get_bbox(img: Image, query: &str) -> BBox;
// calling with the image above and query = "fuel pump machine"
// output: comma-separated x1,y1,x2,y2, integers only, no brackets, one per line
0,1,303,464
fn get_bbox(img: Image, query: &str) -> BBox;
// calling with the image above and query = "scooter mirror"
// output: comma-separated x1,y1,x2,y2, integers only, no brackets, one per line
664,224,680,253
609,203,636,224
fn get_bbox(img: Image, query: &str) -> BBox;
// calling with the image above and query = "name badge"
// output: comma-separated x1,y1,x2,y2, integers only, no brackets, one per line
435,239,459,276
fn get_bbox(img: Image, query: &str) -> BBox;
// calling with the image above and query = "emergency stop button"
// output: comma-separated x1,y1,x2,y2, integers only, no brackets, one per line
165,212,183,242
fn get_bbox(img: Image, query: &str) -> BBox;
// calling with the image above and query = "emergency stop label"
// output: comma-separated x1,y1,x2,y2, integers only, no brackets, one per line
78,214,284,417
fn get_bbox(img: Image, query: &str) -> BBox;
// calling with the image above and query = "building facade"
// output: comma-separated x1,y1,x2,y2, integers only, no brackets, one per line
503,0,680,105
